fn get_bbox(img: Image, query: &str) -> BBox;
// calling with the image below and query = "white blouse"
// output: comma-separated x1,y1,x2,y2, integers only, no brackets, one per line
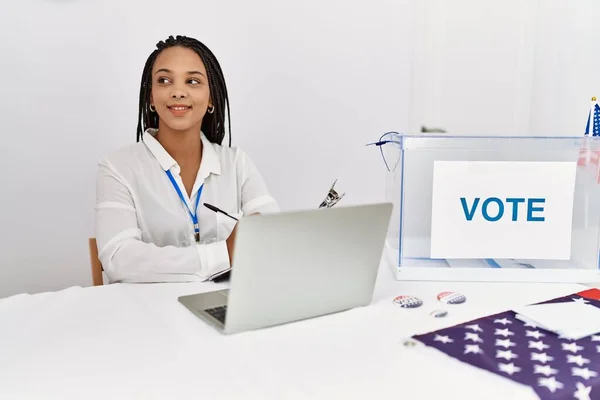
94,129,279,283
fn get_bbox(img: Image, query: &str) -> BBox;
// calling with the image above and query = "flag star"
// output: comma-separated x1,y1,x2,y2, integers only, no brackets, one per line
591,335,600,342
534,364,558,376
529,341,550,351
567,355,590,367
559,333,577,341
464,344,483,355
465,332,483,343
562,342,584,353
465,324,483,332
572,297,590,305
538,377,564,393
572,367,598,380
496,350,518,361
494,328,514,337
597,345,600,353
574,382,592,400
523,320,538,328
498,362,521,375
496,339,516,348
526,330,545,339
494,318,512,325
434,334,453,344
531,352,554,363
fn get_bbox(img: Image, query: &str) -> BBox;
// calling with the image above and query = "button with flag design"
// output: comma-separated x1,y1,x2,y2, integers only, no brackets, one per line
393,295,423,308
430,309,448,318
437,291,466,304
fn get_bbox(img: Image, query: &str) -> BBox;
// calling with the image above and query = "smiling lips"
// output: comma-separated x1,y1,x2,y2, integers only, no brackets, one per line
167,104,192,116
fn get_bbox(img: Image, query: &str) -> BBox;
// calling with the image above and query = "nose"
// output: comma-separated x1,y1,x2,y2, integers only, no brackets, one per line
171,91,187,100
170,84,188,100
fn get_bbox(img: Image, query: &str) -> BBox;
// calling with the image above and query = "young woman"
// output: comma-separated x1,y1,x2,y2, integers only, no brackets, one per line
95,35,278,283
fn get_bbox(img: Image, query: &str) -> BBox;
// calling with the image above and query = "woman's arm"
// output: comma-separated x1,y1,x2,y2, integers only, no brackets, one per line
94,160,229,283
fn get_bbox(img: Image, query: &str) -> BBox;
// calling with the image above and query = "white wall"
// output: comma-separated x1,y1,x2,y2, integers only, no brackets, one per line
0,0,411,297
409,0,539,135
529,0,600,136
409,0,600,136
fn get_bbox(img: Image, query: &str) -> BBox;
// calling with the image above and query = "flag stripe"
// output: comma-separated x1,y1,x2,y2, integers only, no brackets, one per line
577,288,600,301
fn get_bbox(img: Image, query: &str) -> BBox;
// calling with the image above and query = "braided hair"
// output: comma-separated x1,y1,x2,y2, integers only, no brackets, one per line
136,35,232,146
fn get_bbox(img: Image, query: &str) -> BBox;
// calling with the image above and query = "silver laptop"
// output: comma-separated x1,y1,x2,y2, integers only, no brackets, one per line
178,202,393,334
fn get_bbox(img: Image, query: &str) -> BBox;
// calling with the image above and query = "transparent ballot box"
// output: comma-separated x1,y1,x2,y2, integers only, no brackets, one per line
380,133,600,283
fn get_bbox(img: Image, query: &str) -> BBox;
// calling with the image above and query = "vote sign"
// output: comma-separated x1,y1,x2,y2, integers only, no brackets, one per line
430,161,577,260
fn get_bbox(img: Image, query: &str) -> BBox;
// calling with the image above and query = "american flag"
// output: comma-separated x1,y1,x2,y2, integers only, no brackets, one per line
578,98,600,183
413,289,600,400
585,98,600,137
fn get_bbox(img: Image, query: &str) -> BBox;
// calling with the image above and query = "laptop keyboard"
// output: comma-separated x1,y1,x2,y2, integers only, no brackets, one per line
205,306,227,324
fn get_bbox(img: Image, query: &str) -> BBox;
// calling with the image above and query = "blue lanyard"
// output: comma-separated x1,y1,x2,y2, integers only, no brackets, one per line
165,170,204,242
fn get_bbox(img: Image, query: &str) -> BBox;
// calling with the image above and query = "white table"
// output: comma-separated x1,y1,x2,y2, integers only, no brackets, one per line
0,264,589,400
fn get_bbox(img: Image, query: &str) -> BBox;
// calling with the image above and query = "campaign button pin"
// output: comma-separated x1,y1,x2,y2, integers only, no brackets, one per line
393,295,423,309
431,309,448,318
437,291,466,305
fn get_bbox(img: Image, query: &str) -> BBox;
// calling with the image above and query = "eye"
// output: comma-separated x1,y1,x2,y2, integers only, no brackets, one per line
188,78,201,85
157,77,171,84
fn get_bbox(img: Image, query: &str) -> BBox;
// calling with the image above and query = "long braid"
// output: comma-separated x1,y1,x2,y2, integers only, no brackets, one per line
135,35,232,146
136,50,159,142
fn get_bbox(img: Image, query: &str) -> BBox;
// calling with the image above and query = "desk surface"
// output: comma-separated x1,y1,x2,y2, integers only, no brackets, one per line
0,264,589,400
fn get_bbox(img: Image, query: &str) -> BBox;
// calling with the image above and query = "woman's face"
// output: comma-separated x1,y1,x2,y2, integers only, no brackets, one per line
150,46,212,133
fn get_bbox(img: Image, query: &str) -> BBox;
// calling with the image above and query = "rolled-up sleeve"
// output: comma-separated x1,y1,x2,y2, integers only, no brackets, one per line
95,159,227,283
238,151,280,215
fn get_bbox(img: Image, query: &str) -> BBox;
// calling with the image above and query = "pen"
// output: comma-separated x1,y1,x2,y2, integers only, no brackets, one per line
203,203,239,221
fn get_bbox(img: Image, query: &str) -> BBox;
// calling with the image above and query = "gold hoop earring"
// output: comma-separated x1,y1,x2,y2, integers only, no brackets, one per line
149,104,156,112
207,105,214,114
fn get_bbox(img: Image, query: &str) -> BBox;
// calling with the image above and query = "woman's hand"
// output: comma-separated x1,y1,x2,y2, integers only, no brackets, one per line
225,223,238,265
225,213,259,265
